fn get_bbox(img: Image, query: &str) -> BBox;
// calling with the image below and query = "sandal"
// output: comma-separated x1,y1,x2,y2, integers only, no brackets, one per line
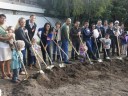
7,74,12,78
1,74,8,79
11,80,20,83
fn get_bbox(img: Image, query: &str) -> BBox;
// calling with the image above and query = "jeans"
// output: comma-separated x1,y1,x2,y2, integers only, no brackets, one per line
111,37,119,56
61,39,68,62
26,47,32,66
53,41,62,55
85,39,96,60
20,49,26,73
103,49,110,59
12,69,19,82
71,40,80,59
30,56,36,65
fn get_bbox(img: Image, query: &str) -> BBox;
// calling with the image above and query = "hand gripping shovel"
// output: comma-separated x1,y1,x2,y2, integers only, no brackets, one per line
13,41,29,80
37,35,54,70
79,36,93,64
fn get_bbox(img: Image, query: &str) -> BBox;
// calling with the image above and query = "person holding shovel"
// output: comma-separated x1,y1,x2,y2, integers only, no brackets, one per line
81,21,97,60
100,34,111,60
70,21,81,60
25,14,37,67
61,18,71,64
15,17,31,74
11,40,25,83
52,21,62,62
38,23,53,63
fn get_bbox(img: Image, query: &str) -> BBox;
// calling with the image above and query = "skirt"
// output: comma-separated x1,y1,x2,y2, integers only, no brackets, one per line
0,47,12,61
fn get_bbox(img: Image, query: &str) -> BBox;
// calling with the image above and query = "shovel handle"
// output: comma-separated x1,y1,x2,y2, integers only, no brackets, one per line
79,36,93,63
38,35,53,64
53,40,69,59
69,39,79,55
26,33,43,70
34,51,48,67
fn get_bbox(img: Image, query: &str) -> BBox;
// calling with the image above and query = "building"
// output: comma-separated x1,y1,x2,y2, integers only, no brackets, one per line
0,0,59,31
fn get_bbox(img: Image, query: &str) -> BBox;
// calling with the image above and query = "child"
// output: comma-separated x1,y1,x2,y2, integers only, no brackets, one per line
29,38,41,69
100,34,111,59
120,32,127,55
11,40,25,83
79,43,88,62
7,26,15,45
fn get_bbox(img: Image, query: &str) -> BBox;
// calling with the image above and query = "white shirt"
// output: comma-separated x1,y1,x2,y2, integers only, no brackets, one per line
100,38,111,49
29,20,34,28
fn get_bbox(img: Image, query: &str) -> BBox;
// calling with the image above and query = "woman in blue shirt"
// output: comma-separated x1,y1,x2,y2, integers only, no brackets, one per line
38,23,53,62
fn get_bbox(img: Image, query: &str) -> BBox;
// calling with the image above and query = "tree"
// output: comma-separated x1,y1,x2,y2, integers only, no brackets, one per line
39,0,111,19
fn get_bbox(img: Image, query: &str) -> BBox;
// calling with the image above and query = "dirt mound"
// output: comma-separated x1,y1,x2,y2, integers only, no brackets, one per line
11,58,128,96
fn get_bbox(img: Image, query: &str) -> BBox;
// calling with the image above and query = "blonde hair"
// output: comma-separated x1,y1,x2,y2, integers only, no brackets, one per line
15,17,25,30
15,40,25,50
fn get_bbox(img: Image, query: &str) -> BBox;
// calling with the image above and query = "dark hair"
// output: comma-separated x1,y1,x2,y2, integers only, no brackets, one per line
44,23,52,34
105,33,110,36
55,21,61,27
30,14,36,18
74,20,80,24
109,22,113,24
91,23,95,26
7,26,13,31
0,14,6,18
84,21,89,25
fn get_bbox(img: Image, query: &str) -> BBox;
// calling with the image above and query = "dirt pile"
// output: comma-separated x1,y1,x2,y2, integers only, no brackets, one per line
11,58,128,96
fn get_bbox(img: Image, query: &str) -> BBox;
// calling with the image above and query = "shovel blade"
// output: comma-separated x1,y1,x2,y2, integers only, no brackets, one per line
116,57,123,60
59,63,65,68
106,57,110,60
90,62,94,64
46,65,55,70
98,59,103,62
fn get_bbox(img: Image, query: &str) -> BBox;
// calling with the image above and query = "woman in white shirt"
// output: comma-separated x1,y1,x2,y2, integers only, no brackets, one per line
0,14,13,79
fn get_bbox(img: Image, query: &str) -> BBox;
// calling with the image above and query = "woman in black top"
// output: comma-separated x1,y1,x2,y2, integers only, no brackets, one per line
38,23,53,62
15,17,31,74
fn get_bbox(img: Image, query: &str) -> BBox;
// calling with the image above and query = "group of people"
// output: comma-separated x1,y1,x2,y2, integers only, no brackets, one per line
0,13,127,83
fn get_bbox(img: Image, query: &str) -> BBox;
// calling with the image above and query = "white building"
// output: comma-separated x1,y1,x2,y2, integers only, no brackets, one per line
0,0,59,29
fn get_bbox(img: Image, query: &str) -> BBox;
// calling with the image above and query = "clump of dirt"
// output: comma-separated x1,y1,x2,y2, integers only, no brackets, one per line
11,58,128,96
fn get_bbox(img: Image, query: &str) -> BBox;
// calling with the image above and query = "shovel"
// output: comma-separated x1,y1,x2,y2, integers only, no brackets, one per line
116,36,123,60
52,40,69,59
58,46,65,68
95,39,103,62
79,36,93,64
69,39,85,59
25,32,48,79
38,35,54,69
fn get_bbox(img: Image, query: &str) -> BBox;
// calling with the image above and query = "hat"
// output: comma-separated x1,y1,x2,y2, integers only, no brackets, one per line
114,20,119,24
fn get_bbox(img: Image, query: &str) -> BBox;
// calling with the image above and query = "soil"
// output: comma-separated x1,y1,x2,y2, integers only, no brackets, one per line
1,58,128,96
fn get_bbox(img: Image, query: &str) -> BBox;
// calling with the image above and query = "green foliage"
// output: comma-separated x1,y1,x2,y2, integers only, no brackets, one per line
39,0,128,22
